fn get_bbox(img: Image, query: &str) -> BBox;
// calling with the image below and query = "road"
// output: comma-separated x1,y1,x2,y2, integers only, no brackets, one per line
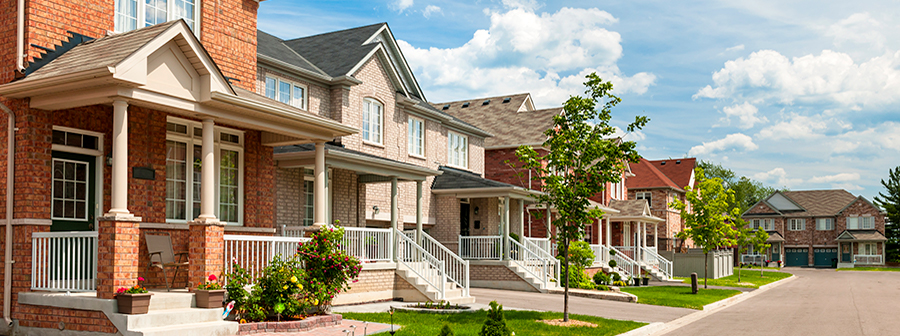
665,268,900,336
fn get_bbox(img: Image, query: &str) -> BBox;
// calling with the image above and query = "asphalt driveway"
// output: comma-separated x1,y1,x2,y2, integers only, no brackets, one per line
665,268,900,336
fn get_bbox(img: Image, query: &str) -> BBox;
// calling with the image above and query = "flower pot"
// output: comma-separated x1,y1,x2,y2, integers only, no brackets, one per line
194,289,226,308
642,277,649,286
633,278,641,286
117,293,153,314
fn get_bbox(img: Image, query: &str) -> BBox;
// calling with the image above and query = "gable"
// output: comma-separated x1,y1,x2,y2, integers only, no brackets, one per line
767,193,803,211
366,26,423,99
145,40,201,100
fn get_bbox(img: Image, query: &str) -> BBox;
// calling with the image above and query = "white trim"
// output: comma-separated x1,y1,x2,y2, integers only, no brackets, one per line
816,218,834,231
115,0,201,37
407,115,425,157
50,158,90,222
264,75,308,110
788,218,805,231
447,131,468,169
362,98,384,145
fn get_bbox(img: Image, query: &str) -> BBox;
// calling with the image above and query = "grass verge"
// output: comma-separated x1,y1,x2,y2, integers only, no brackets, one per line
675,269,792,288
342,309,646,336
837,267,900,272
619,286,741,310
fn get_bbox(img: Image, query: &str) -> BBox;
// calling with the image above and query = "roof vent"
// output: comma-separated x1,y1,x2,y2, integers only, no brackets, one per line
660,161,666,165
676,160,681,164
483,100,490,106
442,104,450,110
462,102,470,108
502,97,511,103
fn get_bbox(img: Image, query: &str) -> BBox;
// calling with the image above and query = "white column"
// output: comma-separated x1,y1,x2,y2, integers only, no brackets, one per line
391,177,399,262
107,100,131,216
416,180,423,245
655,223,659,249
518,199,525,238
195,119,217,222
314,142,326,226
502,196,510,260
546,208,552,239
326,166,332,225
606,218,611,247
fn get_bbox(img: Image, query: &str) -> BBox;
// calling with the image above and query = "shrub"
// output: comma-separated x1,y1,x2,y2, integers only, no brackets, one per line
612,280,627,287
593,272,610,286
608,260,617,268
595,284,610,291
226,255,309,321
439,323,455,336
612,272,622,282
557,241,595,269
296,226,362,313
509,232,520,243
480,301,511,336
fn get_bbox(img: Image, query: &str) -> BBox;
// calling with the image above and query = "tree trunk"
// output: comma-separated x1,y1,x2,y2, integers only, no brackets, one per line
704,252,708,289
563,240,570,322
737,262,741,283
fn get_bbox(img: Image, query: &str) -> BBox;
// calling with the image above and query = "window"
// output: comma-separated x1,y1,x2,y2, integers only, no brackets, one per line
362,99,383,144
848,216,858,230
115,0,199,33
448,131,468,168
408,116,424,157
165,118,243,224
303,178,314,226
816,218,834,231
264,76,307,110
51,159,89,220
763,219,774,230
861,216,875,229
750,219,761,230
861,243,877,255
788,218,805,231
636,192,652,208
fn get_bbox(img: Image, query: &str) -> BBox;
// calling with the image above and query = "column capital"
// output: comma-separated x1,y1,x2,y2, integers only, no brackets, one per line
111,99,128,108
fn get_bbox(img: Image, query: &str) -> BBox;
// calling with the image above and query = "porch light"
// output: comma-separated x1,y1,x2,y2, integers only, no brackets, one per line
373,205,379,215
474,206,479,215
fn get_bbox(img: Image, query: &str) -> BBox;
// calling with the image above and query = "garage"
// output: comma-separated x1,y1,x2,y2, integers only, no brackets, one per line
814,248,838,267
785,248,809,267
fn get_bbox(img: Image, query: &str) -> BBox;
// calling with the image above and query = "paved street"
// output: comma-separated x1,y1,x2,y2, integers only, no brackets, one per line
470,288,695,323
666,268,900,336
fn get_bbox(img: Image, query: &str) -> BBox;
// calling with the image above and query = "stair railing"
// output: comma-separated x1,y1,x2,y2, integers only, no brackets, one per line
640,246,672,280
508,237,557,289
417,231,470,297
395,228,445,300
607,245,639,280
524,237,560,284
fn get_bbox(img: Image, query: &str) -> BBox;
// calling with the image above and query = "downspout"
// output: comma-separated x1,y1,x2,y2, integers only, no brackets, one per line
16,0,26,72
0,103,16,327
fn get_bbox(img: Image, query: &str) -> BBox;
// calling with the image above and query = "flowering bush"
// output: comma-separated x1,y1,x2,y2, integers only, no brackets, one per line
116,277,148,295
197,274,223,290
226,255,309,322
296,225,361,313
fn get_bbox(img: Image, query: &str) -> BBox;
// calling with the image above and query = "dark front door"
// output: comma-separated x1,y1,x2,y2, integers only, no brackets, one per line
51,151,96,232
459,203,470,236
842,243,852,262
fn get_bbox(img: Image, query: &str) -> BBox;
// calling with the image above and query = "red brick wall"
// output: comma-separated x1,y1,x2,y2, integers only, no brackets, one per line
484,148,544,191
15,304,116,333
200,0,259,90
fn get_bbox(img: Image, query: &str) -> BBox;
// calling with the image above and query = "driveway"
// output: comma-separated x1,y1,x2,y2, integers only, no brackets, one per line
470,288,694,323
665,268,900,336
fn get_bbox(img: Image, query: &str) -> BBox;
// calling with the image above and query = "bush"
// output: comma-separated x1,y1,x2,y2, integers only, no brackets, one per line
612,272,622,282
439,323,455,336
608,260,617,268
595,284,610,291
509,232,520,243
612,280,627,287
557,241,595,269
296,226,362,313
593,272,610,286
225,255,308,321
480,301,511,336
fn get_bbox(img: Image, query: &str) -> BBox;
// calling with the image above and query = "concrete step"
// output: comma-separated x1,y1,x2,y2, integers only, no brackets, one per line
147,291,195,311
132,321,238,336
126,308,224,330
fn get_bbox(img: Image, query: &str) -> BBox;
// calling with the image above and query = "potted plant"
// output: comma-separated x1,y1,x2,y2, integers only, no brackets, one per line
116,277,152,314
608,260,617,268
195,274,226,308
642,275,650,286
631,276,640,286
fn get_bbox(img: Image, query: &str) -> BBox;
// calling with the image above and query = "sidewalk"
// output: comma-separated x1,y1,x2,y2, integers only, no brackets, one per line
249,320,395,336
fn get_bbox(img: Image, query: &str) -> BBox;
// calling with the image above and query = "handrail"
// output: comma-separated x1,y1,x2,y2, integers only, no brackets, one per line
523,238,560,284
458,236,502,260
31,231,99,292
607,245,639,280
223,234,309,284
640,246,672,280
508,237,558,289
395,228,445,300
524,237,551,255
419,231,470,297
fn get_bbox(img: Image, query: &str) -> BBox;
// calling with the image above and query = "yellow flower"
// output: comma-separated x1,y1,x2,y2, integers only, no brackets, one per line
283,285,288,290
313,299,319,306
239,319,247,324
290,276,298,283
297,283,303,290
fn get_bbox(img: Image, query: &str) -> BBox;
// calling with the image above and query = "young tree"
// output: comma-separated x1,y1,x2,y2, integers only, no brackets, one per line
732,226,752,283
671,167,739,288
875,166,900,263
515,73,647,321
751,229,771,277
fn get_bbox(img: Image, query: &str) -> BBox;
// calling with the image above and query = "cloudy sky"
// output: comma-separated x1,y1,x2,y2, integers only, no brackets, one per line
259,0,900,201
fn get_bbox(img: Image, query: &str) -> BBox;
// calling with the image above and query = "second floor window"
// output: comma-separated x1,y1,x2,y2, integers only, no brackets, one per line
816,218,834,231
749,219,773,230
448,131,468,168
362,99,383,144
115,0,199,34
788,218,805,231
848,216,875,230
636,192,652,207
408,116,424,156
265,76,307,110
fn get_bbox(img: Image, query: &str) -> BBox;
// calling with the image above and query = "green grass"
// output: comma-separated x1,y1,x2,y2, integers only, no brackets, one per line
837,267,900,272
619,286,741,310
675,269,792,288
342,309,645,336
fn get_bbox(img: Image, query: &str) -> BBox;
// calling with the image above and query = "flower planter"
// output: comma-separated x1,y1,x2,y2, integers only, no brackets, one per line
642,277,649,286
633,278,641,286
117,293,153,314
194,289,226,308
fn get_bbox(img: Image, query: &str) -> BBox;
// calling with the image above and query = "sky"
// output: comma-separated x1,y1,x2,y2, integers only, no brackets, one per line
258,0,900,202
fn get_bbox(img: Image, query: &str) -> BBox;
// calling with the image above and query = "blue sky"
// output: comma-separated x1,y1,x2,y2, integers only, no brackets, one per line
259,0,900,201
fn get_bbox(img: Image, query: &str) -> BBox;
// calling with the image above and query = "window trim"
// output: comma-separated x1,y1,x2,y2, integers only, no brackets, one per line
816,218,834,231
264,75,308,110
114,0,202,37
636,191,652,208
860,216,875,230
408,116,425,158
362,98,384,146
788,218,805,231
447,131,469,169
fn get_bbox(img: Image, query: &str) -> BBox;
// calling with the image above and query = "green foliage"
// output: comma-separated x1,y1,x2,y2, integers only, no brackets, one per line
698,161,778,214
480,301,511,336
513,73,648,319
620,286,741,310
608,260,617,268
557,241,594,269
611,272,621,282
750,228,771,277
594,284,610,291
296,226,363,313
226,255,308,321
592,272,610,286
439,323,455,336
197,274,223,290
509,232,520,243
612,280,627,287
875,166,900,263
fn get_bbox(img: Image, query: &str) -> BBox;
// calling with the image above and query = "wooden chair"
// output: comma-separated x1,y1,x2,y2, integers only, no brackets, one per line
144,232,188,291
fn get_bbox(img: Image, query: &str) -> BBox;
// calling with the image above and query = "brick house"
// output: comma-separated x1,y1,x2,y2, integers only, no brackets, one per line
625,158,696,251
742,190,887,268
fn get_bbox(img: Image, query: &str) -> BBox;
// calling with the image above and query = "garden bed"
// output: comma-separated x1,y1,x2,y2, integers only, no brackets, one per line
236,314,342,335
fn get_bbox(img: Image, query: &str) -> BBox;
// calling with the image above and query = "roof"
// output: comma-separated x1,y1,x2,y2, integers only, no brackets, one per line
411,97,491,138
626,158,683,191
835,230,887,241
281,23,385,78
651,158,697,189
779,190,859,217
257,30,328,77
430,93,560,148
609,199,651,217
432,166,524,190
765,231,785,243
275,142,430,173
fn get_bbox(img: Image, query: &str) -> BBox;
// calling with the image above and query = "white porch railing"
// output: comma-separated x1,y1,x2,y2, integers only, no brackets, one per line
640,246,672,280
458,236,502,260
281,225,307,238
607,246,639,279
854,254,883,265
508,237,558,289
524,237,551,255
418,231,470,297
32,231,98,292
224,234,309,284
340,227,392,262
396,229,445,300
741,254,764,265
613,246,636,260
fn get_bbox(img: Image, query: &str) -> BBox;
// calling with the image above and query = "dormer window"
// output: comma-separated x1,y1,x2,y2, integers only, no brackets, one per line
115,0,201,34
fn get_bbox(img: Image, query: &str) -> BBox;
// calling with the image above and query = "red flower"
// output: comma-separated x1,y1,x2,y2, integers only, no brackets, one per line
137,277,145,282
116,287,126,294
208,274,217,282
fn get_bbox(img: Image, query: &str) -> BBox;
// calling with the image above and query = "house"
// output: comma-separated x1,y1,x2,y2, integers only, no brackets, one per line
625,158,697,251
742,190,888,268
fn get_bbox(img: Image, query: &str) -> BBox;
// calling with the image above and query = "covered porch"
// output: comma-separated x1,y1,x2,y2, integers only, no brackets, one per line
836,230,887,268
741,231,785,267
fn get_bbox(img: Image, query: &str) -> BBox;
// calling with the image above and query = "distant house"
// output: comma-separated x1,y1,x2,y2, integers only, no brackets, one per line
742,190,887,268
626,158,697,251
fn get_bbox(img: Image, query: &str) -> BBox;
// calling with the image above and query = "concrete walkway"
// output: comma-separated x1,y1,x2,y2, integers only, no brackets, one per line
664,268,900,335
249,320,394,335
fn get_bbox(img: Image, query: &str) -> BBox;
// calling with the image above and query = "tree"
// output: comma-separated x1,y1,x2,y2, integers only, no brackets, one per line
515,73,648,321
732,226,752,283
698,161,778,214
751,228,770,277
875,166,900,263
671,167,739,288
480,301,511,336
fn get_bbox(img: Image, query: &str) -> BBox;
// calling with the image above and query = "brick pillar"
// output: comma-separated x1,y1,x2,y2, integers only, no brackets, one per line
96,217,141,299
189,223,224,287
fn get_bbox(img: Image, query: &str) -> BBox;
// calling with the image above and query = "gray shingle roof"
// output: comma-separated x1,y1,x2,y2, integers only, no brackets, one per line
835,230,887,241
432,166,521,190
275,142,429,172
257,30,328,77
609,199,650,217
431,93,560,148
281,23,385,78
779,190,859,217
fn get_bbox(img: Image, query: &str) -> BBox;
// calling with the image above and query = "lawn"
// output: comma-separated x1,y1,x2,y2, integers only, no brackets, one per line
675,268,792,288
619,286,741,310
837,267,900,272
341,309,645,336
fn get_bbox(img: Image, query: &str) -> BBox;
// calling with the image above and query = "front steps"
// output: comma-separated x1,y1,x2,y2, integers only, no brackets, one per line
396,263,475,304
507,261,556,293
117,291,237,336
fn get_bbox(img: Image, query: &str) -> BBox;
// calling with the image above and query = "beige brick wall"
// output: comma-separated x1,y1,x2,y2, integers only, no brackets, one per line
470,265,520,281
275,168,302,226
331,168,360,226
256,66,332,119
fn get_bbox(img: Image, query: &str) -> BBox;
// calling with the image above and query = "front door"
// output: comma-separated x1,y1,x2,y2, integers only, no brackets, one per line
842,243,852,262
459,203,470,236
51,151,96,231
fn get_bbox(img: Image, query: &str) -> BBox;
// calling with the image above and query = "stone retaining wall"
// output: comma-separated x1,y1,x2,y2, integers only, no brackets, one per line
237,314,342,335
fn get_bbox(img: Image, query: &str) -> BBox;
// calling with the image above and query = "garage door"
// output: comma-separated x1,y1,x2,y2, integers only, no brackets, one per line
814,248,838,267
785,248,809,267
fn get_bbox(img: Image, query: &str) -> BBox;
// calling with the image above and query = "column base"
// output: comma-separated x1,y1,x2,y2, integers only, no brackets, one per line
190,217,222,225
96,217,142,299
99,213,142,222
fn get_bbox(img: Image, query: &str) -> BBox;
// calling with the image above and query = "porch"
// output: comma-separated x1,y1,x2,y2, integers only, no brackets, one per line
836,230,887,268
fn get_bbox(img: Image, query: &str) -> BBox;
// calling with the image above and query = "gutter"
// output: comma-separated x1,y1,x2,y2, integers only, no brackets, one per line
16,0,24,72
0,103,15,327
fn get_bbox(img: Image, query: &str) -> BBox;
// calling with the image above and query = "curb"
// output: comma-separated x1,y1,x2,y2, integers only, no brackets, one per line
618,322,665,336
643,274,797,336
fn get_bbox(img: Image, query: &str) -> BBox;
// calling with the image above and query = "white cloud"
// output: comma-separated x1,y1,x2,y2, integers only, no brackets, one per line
501,0,539,11
397,5,655,107
725,44,745,52
394,0,414,12
718,102,767,129
808,173,860,183
422,5,441,18
688,133,758,156
832,183,864,191
826,13,886,50
612,126,646,142
757,113,830,140
752,167,803,187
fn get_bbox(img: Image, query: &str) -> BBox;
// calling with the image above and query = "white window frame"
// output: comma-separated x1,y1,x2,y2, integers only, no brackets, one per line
303,175,315,227
860,242,877,255
165,117,244,225
788,218,805,231
816,218,834,231
860,216,875,229
750,219,761,230
408,116,425,157
848,216,859,230
50,158,91,221
362,98,384,145
763,219,774,231
636,191,652,208
264,75,307,110
114,0,202,36
447,131,468,169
